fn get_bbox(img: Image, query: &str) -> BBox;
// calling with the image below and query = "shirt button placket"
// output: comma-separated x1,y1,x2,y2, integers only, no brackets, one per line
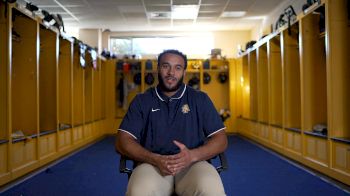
168,99,174,124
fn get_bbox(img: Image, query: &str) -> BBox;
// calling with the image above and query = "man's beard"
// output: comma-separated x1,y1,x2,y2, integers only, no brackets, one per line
158,73,184,93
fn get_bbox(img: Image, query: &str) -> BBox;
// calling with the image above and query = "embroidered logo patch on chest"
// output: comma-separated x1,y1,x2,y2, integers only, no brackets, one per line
181,104,190,114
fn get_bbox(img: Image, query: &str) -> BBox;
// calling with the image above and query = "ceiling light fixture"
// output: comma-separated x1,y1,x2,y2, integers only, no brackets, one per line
221,11,246,18
244,16,266,20
171,5,199,20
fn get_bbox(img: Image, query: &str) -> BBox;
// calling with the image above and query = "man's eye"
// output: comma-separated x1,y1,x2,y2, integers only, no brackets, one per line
175,66,182,70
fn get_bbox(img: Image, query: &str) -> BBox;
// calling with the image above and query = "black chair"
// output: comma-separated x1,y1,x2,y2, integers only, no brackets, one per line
119,152,228,180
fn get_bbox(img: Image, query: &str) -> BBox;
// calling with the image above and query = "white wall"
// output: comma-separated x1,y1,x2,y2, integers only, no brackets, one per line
212,31,251,58
79,29,102,52
251,0,306,40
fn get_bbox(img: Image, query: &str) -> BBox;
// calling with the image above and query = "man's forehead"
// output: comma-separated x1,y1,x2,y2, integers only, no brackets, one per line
160,53,185,63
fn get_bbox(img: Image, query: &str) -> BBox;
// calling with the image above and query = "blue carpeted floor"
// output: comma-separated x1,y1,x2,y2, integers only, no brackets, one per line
1,135,349,196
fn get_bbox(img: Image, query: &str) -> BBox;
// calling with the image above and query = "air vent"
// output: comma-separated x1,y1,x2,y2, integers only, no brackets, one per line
148,12,171,19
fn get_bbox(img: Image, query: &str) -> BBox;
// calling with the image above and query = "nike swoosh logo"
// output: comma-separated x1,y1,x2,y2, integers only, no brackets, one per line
151,108,160,112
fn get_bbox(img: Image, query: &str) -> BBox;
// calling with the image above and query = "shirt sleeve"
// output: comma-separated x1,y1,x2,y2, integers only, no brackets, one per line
201,93,225,137
118,95,143,141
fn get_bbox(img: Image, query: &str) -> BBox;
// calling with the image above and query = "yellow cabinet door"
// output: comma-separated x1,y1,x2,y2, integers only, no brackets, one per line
304,135,328,166
332,142,350,174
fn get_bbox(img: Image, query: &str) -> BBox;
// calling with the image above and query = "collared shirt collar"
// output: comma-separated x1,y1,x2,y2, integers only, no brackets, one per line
155,83,186,102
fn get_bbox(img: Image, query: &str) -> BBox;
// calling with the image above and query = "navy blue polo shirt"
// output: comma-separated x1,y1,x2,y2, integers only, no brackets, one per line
118,83,225,155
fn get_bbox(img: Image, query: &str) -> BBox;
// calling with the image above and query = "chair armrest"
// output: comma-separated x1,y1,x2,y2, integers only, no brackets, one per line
216,152,228,173
119,155,133,179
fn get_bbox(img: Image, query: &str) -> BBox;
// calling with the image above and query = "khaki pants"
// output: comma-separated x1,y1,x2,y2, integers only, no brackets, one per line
126,161,226,196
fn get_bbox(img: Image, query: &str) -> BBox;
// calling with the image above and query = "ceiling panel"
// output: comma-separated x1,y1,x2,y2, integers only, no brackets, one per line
173,19,194,25
20,0,57,6
15,0,287,32
146,5,171,12
196,17,218,23
39,6,66,13
62,17,77,22
228,0,255,6
87,0,142,6
118,5,145,13
126,19,149,24
218,18,261,26
123,12,147,19
199,5,225,12
144,0,171,5
248,0,281,12
225,4,252,12
198,12,221,18
201,0,228,5
93,7,121,16
56,0,85,4
64,6,92,13
54,1,85,9
150,19,171,25
172,0,199,5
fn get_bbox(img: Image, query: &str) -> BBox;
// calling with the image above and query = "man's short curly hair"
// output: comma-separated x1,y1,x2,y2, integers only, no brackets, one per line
157,49,187,69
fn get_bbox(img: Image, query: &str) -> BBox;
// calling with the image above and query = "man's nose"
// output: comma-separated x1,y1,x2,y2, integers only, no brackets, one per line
167,66,176,75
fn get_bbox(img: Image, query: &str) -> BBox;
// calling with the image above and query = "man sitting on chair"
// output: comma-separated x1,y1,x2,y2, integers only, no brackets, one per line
115,49,227,196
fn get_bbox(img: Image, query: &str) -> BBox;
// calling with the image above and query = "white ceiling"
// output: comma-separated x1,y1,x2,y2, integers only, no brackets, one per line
17,0,284,32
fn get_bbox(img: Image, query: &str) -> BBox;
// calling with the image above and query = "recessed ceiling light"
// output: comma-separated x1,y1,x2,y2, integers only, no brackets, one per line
244,16,266,20
221,11,246,18
171,5,199,19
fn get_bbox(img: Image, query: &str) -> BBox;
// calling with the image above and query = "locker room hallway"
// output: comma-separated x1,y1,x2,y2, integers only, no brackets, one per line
1,0,350,194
